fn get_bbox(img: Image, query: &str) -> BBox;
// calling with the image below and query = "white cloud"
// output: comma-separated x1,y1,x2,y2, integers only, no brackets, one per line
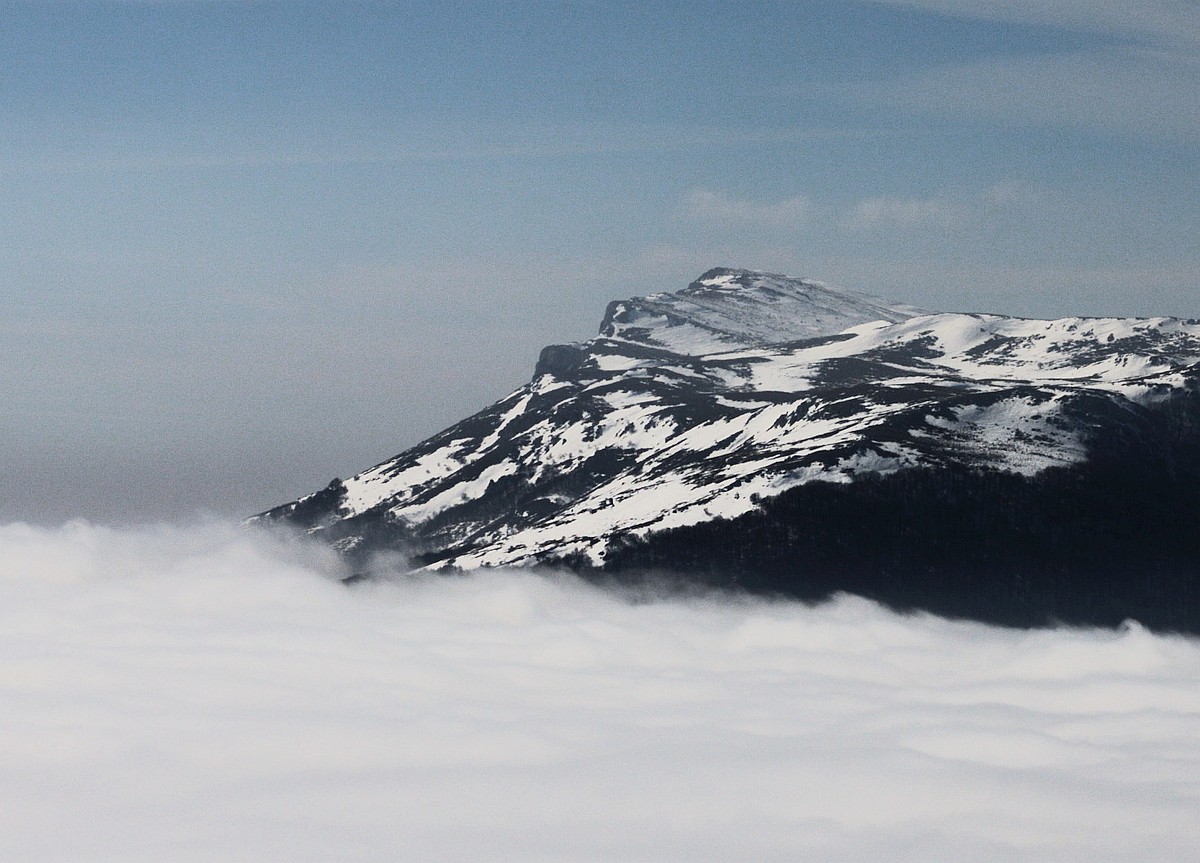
842,2,1200,143
864,0,1200,51
842,195,966,230
2,520,1199,862
682,188,815,230
854,48,1200,142
681,184,1043,239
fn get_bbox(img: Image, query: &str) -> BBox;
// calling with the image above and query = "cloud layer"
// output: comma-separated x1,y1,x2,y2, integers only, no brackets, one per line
2,521,1198,861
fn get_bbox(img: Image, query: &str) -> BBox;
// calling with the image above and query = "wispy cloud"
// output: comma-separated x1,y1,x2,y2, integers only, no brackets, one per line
846,1,1200,143
682,189,815,230
682,186,1016,235
841,195,966,230
865,0,1200,50
854,49,1200,142
0,122,878,175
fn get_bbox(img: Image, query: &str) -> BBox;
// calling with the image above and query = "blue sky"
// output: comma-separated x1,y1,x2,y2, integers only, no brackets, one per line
3,0,1197,522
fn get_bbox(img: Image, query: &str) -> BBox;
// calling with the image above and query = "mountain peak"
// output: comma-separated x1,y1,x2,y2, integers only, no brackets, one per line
688,266,769,287
598,267,924,355
253,266,1200,631
685,266,805,293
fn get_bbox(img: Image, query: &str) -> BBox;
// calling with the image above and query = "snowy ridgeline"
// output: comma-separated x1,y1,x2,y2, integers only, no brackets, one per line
1,520,1199,862
255,268,1200,630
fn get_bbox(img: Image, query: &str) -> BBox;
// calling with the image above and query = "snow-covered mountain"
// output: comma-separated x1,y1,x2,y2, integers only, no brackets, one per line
255,268,1200,630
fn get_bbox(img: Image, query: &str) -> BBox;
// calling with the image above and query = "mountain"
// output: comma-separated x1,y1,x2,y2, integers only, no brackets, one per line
253,268,1200,631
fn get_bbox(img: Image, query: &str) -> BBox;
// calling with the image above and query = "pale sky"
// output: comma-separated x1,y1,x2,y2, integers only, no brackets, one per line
3,0,1197,523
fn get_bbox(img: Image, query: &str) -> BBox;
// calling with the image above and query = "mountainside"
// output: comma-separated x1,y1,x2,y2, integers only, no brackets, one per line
254,268,1200,631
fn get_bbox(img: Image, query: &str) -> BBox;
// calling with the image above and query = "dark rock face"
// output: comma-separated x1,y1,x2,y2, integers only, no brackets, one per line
600,389,1200,632
264,478,346,531
534,344,586,380
253,268,1200,631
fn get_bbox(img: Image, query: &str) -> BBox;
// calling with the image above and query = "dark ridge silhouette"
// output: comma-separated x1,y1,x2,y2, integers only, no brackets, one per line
596,392,1200,632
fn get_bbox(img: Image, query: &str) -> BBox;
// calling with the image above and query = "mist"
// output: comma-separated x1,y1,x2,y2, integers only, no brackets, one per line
2,520,1198,862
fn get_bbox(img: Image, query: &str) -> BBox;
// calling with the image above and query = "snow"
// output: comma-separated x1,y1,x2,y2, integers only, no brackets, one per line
339,388,535,520
388,458,520,525
475,390,534,452
341,437,476,515
605,268,925,355
927,395,1088,475
593,351,652,372
403,302,1200,567
727,312,1200,394
285,269,1200,570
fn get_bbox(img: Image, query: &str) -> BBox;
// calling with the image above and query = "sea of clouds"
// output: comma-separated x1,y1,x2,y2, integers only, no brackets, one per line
1,519,1198,862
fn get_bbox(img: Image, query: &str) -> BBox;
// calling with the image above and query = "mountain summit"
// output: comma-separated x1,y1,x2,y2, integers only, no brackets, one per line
254,269,1200,631
595,267,925,353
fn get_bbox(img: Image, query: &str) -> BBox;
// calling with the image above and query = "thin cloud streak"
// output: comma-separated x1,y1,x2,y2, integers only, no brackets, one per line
680,185,1019,235
854,49,1200,141
865,0,1200,50
841,195,966,230
682,189,815,230
0,123,891,175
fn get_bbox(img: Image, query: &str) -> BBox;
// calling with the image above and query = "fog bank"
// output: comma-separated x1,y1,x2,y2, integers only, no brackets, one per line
2,520,1198,862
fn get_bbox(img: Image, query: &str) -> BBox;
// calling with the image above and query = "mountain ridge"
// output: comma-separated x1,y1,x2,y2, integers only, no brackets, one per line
253,268,1200,630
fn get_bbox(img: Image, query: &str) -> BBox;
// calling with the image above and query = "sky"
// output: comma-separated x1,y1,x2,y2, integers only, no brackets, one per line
2,520,1199,861
3,0,1198,523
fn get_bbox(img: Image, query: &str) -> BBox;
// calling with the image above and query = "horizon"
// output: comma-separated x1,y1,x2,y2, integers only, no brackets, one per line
3,0,1197,524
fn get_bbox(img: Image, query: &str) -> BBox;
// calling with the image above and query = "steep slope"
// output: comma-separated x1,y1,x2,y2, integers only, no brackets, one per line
253,268,1200,629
